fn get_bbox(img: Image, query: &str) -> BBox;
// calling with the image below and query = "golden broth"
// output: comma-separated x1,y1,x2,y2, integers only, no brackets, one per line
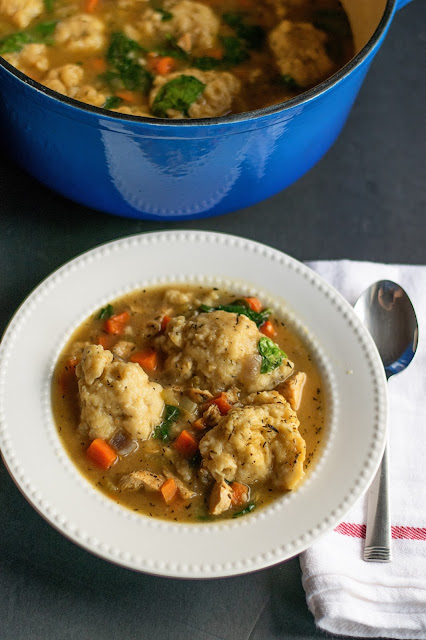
0,0,353,117
52,285,326,522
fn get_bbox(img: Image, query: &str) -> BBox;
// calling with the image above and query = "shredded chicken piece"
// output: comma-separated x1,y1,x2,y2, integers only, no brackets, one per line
209,480,233,515
202,403,222,428
279,372,307,410
186,388,214,403
119,470,165,492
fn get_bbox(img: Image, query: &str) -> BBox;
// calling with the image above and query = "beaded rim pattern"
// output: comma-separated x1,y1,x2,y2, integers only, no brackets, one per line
0,231,387,578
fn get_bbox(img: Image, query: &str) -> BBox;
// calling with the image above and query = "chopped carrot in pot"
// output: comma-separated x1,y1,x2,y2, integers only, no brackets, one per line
87,438,117,469
161,478,178,504
260,320,276,339
155,56,176,75
95,334,115,349
173,430,199,457
161,315,171,332
90,57,107,72
192,418,206,431
104,311,130,335
84,0,99,12
205,392,232,416
244,297,262,312
115,90,137,103
58,356,79,394
206,47,223,60
230,482,249,506
130,349,158,372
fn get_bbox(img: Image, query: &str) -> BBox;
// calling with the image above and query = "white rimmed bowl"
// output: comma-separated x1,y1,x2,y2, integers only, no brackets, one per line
0,231,387,578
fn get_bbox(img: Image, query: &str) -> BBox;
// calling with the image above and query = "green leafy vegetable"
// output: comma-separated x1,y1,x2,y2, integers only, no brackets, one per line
153,405,180,443
313,9,351,37
222,12,265,50
105,32,152,93
98,304,114,319
155,33,189,60
151,75,205,118
192,56,221,71
0,22,56,55
189,450,202,468
200,301,270,327
232,501,256,518
258,336,287,374
154,7,173,21
197,514,214,522
44,0,54,12
281,74,300,90
220,35,249,65
102,96,124,110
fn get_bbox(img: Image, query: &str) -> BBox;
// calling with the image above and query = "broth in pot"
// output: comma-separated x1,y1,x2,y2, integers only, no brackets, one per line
0,0,354,118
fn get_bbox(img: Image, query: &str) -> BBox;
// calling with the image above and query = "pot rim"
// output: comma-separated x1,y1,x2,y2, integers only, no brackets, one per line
0,0,396,127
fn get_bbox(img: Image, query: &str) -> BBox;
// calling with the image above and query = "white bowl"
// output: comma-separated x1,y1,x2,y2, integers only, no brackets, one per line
0,231,387,578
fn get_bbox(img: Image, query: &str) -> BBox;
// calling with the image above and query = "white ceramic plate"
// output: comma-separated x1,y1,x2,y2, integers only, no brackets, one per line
0,231,387,578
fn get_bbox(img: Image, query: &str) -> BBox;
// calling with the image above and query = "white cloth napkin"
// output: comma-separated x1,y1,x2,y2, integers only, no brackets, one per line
300,260,426,640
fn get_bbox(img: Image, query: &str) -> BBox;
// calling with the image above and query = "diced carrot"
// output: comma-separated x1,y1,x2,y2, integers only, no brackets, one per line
244,297,262,313
66,356,79,372
115,90,137,103
155,56,176,75
86,438,117,469
95,334,115,350
58,357,79,394
130,349,158,372
146,52,158,72
90,57,107,72
84,0,99,12
260,320,276,339
207,47,223,60
205,392,232,416
173,430,199,457
161,477,178,504
161,315,171,332
104,311,130,335
192,418,206,431
230,481,249,506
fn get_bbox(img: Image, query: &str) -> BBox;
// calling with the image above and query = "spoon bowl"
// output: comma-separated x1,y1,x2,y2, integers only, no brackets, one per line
354,280,419,562
355,280,418,377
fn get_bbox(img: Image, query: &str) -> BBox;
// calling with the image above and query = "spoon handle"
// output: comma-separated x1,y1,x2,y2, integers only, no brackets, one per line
363,443,392,562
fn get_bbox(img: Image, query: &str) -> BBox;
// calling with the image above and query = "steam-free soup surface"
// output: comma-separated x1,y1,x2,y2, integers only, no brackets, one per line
0,0,353,118
52,285,325,522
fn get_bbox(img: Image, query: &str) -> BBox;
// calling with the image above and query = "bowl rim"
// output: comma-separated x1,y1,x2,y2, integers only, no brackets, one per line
0,0,396,127
0,230,388,578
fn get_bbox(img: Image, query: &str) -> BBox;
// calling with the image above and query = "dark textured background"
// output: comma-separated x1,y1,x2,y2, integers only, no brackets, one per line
0,2,424,638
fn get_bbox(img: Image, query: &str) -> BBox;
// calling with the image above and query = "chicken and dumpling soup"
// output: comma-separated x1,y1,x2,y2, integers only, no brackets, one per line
0,0,353,118
52,285,326,522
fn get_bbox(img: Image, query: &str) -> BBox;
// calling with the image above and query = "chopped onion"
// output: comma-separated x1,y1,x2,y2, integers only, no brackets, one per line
162,388,179,406
180,396,198,416
109,431,138,456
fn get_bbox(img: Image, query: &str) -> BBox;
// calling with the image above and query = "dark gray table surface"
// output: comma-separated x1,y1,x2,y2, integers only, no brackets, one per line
1,3,425,639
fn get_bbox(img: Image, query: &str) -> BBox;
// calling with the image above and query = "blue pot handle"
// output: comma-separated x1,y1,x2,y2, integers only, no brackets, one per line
396,0,413,9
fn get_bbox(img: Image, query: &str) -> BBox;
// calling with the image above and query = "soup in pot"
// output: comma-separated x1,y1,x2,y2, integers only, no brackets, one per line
52,285,326,522
0,0,353,117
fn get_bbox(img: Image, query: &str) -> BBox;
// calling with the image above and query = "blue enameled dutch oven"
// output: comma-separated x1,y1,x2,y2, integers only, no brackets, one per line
0,0,413,220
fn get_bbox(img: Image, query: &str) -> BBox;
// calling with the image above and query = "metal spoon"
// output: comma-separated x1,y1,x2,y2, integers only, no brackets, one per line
354,280,418,562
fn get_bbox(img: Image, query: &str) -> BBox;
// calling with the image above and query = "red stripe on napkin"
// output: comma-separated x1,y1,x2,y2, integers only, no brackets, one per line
335,523,426,540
